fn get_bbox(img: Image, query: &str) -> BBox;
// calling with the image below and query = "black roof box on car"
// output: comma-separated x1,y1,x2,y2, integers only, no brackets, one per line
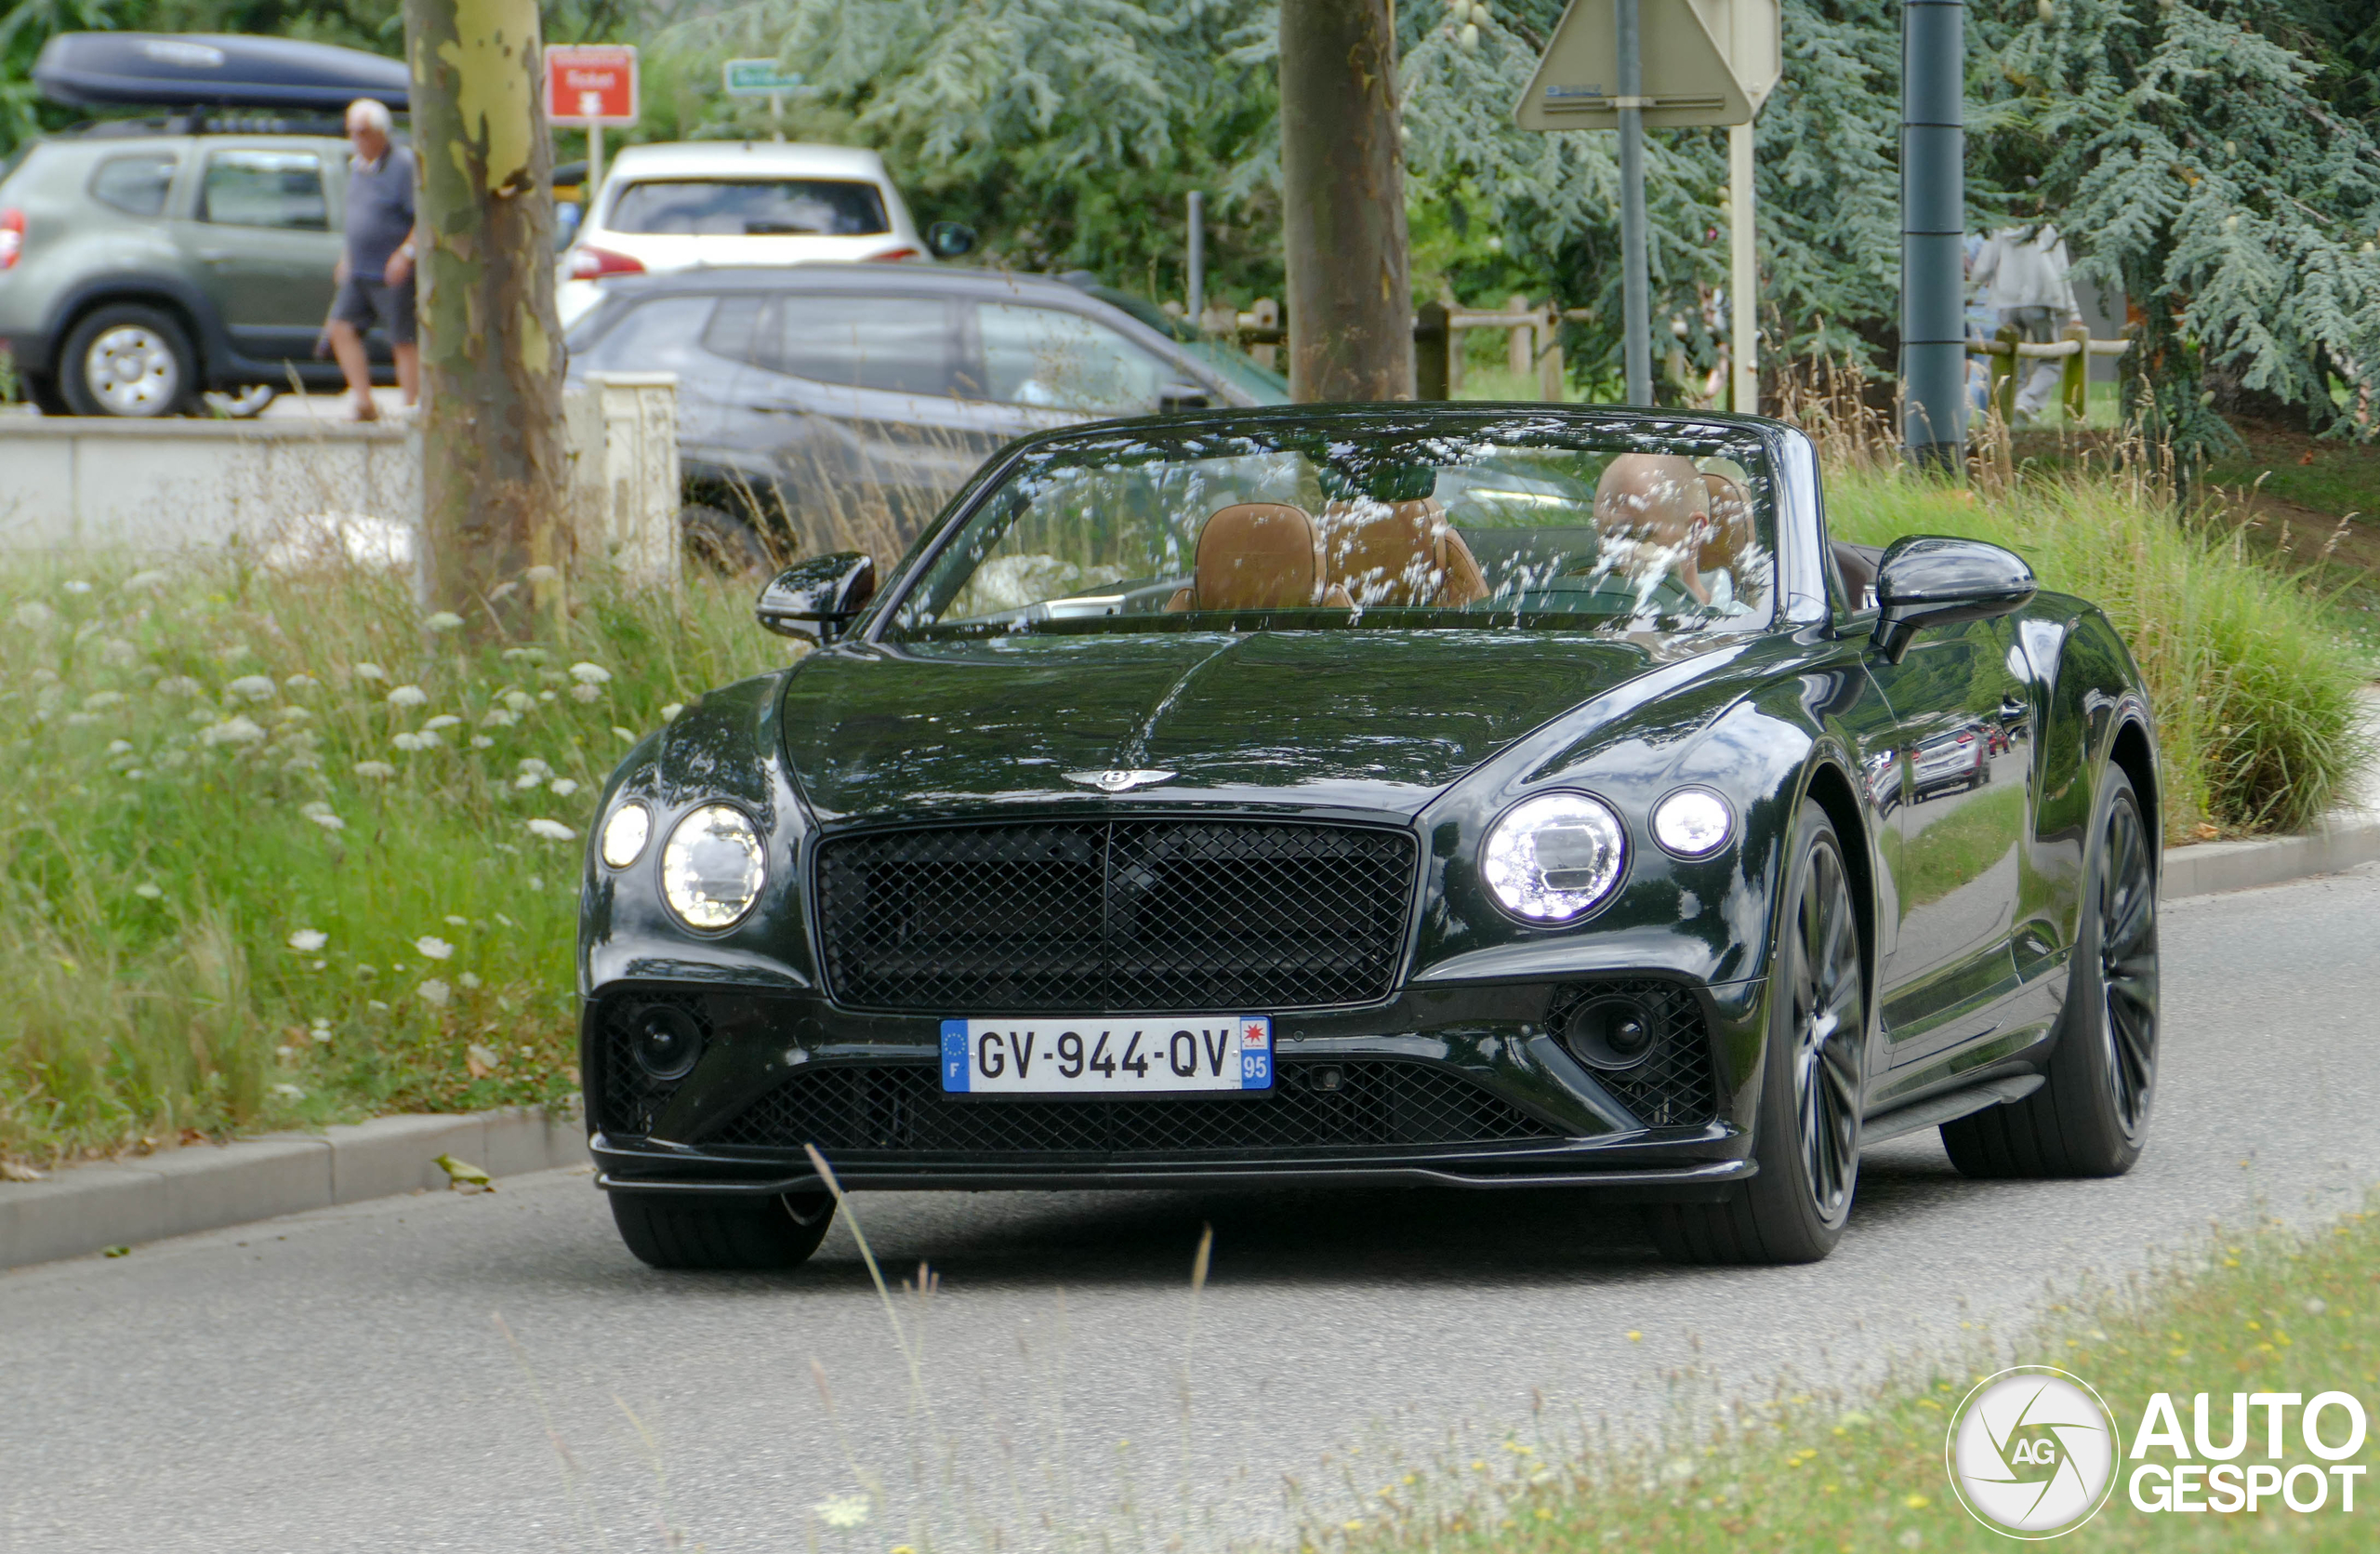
33,33,408,112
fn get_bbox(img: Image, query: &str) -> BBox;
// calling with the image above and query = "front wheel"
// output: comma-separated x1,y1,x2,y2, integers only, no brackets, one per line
1941,764,2157,1176
60,303,197,417
1653,800,1867,1265
610,1190,836,1270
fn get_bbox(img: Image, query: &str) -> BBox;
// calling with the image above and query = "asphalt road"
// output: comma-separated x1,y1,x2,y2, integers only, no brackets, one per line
6,865,2378,1553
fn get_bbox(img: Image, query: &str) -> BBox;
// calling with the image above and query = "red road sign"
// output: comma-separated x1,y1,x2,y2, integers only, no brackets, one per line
546,45,638,126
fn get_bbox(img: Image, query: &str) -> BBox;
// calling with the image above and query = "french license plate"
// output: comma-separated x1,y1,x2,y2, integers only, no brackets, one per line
941,1017,1273,1095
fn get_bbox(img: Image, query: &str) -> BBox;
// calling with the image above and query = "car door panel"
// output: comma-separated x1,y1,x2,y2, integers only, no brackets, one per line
175,143,339,365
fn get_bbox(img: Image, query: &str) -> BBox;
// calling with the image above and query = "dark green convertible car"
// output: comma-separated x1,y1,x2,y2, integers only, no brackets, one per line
579,405,2162,1269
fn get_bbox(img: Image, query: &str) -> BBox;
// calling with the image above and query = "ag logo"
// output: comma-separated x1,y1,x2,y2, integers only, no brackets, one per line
1946,1366,2122,1538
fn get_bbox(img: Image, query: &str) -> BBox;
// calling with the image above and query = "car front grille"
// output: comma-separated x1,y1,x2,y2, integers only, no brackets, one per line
813,819,1418,1013
1545,978,1719,1128
704,1058,1557,1156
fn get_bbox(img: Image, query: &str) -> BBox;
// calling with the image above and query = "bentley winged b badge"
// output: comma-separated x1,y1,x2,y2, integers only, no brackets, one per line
1064,769,1175,793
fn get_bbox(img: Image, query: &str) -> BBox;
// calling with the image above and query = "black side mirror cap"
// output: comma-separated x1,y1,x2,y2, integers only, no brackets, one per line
1157,383,1211,414
925,220,976,259
1871,536,2036,663
756,552,877,644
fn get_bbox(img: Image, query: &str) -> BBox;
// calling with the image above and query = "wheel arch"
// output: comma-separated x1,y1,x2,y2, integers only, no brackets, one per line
51,279,226,386
1799,757,1879,998
2108,718,2160,881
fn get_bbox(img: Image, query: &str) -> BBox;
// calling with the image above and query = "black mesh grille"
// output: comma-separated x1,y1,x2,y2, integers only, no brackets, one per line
814,820,1418,1013
594,992,713,1137
705,1058,1556,1155
1546,978,1718,1128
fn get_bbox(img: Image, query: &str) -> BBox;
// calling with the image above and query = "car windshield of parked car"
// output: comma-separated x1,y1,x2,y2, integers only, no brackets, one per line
889,418,1777,640
606,179,889,236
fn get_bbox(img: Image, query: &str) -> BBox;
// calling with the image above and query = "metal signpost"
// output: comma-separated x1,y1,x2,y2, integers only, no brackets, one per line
722,58,804,140
1514,0,1778,409
545,45,639,200
1902,0,1964,465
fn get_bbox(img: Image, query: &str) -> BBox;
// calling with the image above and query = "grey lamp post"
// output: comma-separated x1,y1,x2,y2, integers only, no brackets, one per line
1901,0,1965,467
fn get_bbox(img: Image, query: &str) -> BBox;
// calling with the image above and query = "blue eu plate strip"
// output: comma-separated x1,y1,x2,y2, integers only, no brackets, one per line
941,1018,970,1093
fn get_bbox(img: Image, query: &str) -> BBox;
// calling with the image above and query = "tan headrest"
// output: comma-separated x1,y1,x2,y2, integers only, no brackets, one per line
1171,502,1352,613
1698,473,1750,573
1317,498,1489,608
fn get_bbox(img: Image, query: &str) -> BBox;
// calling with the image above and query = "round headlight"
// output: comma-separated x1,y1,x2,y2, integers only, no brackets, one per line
600,802,652,869
661,804,767,929
1481,791,1628,923
1651,787,1733,857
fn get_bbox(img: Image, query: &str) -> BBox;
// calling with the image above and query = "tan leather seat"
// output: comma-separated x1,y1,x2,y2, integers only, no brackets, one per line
1316,498,1490,607
1167,502,1353,612
1698,473,1751,576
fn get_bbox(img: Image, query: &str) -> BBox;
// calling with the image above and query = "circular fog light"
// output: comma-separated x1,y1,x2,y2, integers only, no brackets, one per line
661,804,767,929
1563,994,1658,1072
600,801,652,869
629,1003,704,1081
1652,787,1733,858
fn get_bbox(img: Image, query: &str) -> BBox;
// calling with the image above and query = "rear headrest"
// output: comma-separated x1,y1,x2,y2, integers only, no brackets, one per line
1175,502,1352,612
1317,498,1489,608
1699,473,1751,573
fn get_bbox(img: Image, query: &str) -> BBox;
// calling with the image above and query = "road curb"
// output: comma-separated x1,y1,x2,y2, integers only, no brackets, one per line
2162,811,2380,899
0,1104,588,1272
4,811,2373,1274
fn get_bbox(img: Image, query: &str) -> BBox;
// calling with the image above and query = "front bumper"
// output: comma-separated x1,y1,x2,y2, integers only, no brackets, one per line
586,975,1767,1200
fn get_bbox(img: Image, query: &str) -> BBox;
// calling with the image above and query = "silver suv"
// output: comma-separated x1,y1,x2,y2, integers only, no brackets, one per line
0,123,394,415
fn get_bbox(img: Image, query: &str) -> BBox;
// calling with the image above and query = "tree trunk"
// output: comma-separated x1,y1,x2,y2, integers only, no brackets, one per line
1278,0,1412,403
402,0,568,625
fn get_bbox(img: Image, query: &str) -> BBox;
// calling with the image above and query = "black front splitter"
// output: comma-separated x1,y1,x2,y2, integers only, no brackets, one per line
595,1157,1755,1201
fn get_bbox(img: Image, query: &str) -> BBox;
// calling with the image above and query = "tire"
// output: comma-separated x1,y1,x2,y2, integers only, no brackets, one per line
681,504,773,577
21,371,73,417
60,303,197,417
609,1190,836,1270
1940,765,2157,1177
1652,801,1867,1265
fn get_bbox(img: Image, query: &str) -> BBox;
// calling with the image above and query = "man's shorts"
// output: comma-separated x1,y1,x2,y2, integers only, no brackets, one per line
331,273,416,346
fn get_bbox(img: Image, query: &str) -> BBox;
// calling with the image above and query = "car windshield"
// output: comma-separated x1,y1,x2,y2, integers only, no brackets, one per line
888,416,1777,641
607,178,889,236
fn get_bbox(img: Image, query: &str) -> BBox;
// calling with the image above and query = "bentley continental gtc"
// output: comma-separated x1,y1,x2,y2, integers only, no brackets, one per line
580,405,2162,1269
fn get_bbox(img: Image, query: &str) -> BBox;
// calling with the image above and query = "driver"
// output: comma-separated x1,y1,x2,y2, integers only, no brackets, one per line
1593,454,1715,605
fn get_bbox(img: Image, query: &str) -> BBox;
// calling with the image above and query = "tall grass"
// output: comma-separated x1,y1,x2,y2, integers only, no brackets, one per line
0,549,780,1165
1825,464,2373,839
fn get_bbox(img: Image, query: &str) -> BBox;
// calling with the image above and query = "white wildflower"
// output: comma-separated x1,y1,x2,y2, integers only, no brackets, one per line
813,1495,870,1531
516,757,552,777
155,675,203,697
106,739,133,755
391,732,432,752
82,690,126,712
548,777,580,798
539,689,559,703
121,569,170,592
458,972,483,990
525,818,575,842
480,708,518,727
353,760,396,778
366,999,389,1011
613,725,637,741
527,876,544,891
306,811,346,831
502,645,547,663
501,689,536,713
414,936,455,961
271,1082,306,1101
283,673,319,694
423,611,466,632
225,674,277,703
443,914,469,926
123,768,148,779
99,638,139,667
276,705,312,724
275,1044,294,1059
512,773,544,790
570,683,601,702
466,1042,500,1070
469,735,494,750
310,1018,333,1043
662,702,684,721
351,662,388,682
568,661,612,685
421,713,462,732
417,978,451,1008
288,929,328,952
200,715,268,746
14,601,55,630
134,883,165,901
61,579,92,595
387,684,429,709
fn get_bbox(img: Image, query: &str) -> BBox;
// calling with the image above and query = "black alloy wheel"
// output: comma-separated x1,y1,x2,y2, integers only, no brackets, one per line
1941,764,2158,1176
610,1189,837,1270
1653,800,1866,1264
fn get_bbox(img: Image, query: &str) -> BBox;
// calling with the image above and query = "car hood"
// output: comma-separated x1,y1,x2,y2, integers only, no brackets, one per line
778,630,1705,821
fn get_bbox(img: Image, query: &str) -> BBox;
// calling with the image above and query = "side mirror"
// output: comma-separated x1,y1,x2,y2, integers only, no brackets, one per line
1871,536,2035,663
924,220,976,259
756,551,877,644
1156,383,1211,414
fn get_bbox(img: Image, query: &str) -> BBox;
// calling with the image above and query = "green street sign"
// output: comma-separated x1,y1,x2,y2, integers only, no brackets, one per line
722,59,803,95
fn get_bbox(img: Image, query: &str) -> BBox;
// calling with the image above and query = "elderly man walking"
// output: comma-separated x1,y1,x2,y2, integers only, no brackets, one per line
318,99,419,420
1970,214,2081,426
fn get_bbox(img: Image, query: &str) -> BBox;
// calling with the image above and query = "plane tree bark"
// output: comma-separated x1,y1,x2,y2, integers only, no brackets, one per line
401,0,569,625
1278,0,1414,402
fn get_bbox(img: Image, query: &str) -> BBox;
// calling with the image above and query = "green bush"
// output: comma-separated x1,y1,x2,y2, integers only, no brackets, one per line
1825,466,2373,841
0,553,779,1164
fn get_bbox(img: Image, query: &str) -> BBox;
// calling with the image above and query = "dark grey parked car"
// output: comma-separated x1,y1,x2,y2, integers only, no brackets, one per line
561,264,1289,564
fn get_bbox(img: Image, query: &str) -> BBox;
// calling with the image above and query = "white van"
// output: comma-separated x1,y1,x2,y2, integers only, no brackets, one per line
555,141,968,326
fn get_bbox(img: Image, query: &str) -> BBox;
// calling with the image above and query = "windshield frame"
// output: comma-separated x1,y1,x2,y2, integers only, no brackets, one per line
852,406,1822,648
